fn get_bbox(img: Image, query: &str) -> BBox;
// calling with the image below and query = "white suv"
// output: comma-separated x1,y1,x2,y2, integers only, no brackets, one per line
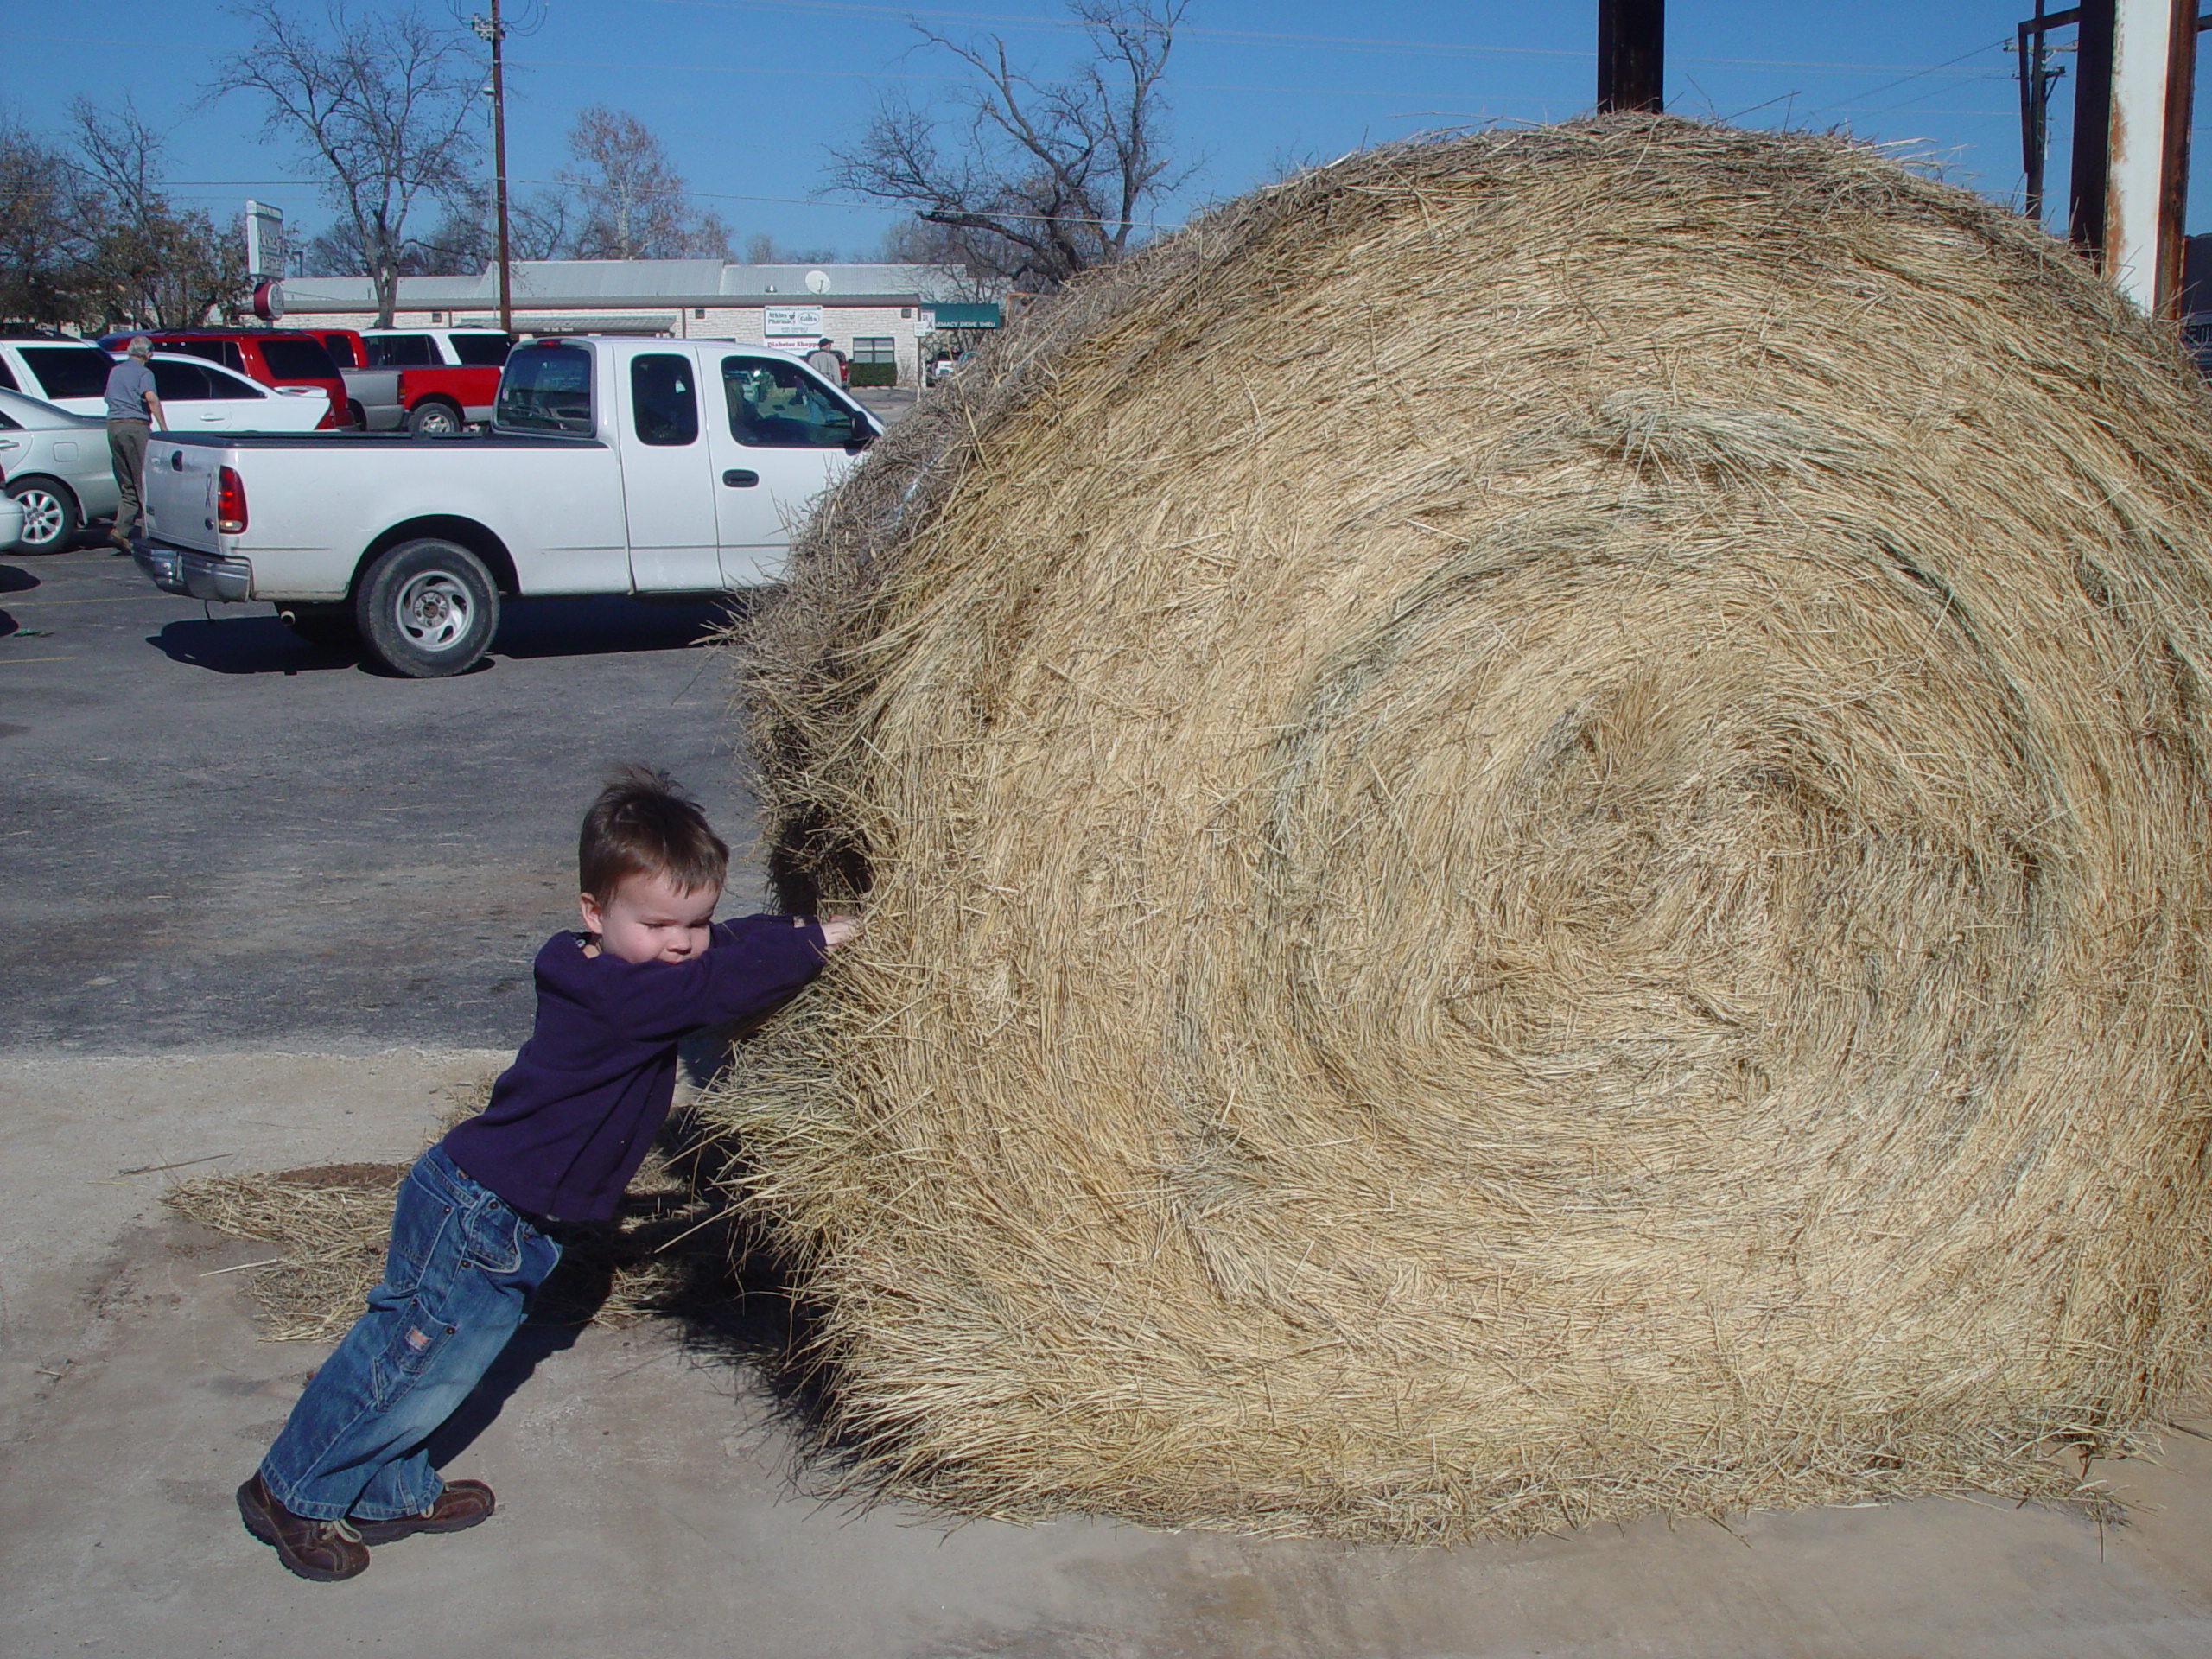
359,328,512,369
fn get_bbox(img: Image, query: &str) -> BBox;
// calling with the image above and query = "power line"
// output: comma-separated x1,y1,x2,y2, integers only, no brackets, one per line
633,0,2019,76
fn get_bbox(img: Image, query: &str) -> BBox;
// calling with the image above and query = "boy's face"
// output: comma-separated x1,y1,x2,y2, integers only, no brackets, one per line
579,869,721,965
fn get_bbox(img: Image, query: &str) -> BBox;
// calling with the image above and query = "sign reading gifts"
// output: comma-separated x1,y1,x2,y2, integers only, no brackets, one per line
764,304,825,346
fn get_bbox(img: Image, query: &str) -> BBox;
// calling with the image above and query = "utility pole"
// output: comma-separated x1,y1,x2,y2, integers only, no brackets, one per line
2016,3,2069,224
1598,0,1665,113
472,0,514,335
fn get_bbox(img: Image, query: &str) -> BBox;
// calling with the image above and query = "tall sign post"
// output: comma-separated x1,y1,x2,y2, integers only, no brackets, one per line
473,0,514,335
244,200,286,323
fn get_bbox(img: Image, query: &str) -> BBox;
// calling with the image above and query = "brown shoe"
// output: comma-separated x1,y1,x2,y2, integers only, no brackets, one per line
236,1473,370,1582
350,1478,495,1544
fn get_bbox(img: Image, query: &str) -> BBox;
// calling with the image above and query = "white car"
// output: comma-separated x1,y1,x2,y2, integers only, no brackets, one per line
0,387,118,550
0,338,327,432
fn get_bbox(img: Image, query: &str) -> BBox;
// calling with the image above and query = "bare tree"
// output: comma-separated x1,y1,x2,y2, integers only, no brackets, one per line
741,232,842,265
826,0,1194,291
560,107,732,261
212,1,481,325
877,216,1000,295
68,99,248,329
0,124,84,327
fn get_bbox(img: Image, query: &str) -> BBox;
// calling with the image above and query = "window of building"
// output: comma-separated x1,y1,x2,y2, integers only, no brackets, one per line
851,336,896,365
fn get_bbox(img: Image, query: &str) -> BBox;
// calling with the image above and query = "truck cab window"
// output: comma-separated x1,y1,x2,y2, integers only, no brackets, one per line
630,354,698,446
721,356,864,448
496,346,594,435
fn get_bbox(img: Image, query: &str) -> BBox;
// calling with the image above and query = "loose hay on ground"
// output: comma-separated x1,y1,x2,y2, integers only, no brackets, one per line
710,117,2212,1541
168,1123,744,1341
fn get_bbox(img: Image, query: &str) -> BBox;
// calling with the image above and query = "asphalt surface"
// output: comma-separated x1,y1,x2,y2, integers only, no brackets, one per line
0,541,760,1052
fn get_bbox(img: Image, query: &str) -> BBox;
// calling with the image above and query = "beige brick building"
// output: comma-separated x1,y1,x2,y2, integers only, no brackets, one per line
281,260,995,383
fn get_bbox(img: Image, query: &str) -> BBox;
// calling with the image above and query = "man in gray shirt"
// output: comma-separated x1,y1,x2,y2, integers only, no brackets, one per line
104,336,166,550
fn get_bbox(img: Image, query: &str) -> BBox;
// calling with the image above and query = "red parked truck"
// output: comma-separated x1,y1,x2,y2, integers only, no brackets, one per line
359,328,512,435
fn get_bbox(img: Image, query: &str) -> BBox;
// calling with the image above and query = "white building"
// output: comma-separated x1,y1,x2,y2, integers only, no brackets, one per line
280,260,998,383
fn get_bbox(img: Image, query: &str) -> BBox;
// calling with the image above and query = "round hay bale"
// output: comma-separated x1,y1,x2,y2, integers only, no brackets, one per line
714,116,2212,1541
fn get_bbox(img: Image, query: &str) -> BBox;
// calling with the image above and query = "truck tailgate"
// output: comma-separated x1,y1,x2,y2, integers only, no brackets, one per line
144,439,222,554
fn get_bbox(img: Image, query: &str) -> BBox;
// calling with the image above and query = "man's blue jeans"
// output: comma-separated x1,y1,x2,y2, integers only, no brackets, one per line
259,1145,560,1522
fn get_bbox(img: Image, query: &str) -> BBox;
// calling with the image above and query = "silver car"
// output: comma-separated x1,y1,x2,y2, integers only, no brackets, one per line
0,387,118,551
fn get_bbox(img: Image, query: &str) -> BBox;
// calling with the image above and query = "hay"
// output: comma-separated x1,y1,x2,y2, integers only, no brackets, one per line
168,1119,746,1341
710,116,2212,1541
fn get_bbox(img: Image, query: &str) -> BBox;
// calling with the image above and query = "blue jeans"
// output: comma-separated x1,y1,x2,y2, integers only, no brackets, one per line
259,1145,560,1522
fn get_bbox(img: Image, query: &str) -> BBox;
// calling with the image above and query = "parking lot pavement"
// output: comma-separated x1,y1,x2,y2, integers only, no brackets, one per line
0,542,760,1053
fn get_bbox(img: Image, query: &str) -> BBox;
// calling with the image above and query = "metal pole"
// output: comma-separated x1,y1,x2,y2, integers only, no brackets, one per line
2019,15,2048,223
491,0,512,336
1598,0,1665,114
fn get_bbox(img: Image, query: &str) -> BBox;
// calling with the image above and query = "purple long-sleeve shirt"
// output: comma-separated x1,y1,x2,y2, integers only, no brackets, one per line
442,913,828,1223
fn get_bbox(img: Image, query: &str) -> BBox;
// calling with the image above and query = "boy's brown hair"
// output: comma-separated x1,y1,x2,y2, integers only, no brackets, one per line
579,763,729,903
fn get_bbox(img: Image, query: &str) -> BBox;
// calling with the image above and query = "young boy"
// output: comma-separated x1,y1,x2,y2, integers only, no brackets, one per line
238,766,856,1581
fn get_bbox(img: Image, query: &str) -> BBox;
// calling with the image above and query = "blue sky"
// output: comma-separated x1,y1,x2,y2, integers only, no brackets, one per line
4,2,2178,260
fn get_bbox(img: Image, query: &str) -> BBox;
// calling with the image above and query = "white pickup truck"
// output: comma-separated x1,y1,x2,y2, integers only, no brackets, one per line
135,334,879,676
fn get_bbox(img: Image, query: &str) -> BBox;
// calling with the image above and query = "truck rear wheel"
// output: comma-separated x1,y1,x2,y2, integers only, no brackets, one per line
407,399,463,437
355,539,499,677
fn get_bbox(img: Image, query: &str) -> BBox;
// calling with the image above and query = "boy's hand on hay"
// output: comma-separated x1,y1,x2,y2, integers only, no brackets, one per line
818,915,862,950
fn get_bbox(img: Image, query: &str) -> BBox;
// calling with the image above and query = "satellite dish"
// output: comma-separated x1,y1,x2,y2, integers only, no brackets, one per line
252,279,286,321
804,269,831,294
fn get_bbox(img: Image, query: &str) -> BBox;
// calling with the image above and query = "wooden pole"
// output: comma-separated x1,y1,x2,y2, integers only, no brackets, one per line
1598,0,1665,114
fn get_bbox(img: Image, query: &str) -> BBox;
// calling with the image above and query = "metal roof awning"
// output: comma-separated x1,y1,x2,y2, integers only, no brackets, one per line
928,302,1003,327
465,313,678,334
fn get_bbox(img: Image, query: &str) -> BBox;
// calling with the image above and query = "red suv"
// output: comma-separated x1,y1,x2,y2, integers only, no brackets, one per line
97,329,347,429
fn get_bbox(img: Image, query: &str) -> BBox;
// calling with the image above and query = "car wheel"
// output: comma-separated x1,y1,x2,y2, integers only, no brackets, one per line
407,400,463,437
347,399,367,429
354,539,500,677
278,602,357,652
7,477,80,551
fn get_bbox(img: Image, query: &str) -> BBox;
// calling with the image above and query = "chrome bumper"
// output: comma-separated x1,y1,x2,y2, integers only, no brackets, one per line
137,542,252,602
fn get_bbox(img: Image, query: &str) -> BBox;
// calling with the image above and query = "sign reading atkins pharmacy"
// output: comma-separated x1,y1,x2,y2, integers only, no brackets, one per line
765,304,824,342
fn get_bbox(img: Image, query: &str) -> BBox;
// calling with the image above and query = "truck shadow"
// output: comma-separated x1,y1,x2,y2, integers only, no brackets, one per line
145,594,744,676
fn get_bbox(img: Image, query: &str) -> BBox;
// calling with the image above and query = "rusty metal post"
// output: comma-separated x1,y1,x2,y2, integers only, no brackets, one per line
2155,0,2198,312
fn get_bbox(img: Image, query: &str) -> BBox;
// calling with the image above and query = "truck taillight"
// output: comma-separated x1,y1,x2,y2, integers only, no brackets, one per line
217,467,248,534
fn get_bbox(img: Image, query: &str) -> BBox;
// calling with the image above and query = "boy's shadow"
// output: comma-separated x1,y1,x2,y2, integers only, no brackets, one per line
423,1022,804,1468
423,1319,584,1467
